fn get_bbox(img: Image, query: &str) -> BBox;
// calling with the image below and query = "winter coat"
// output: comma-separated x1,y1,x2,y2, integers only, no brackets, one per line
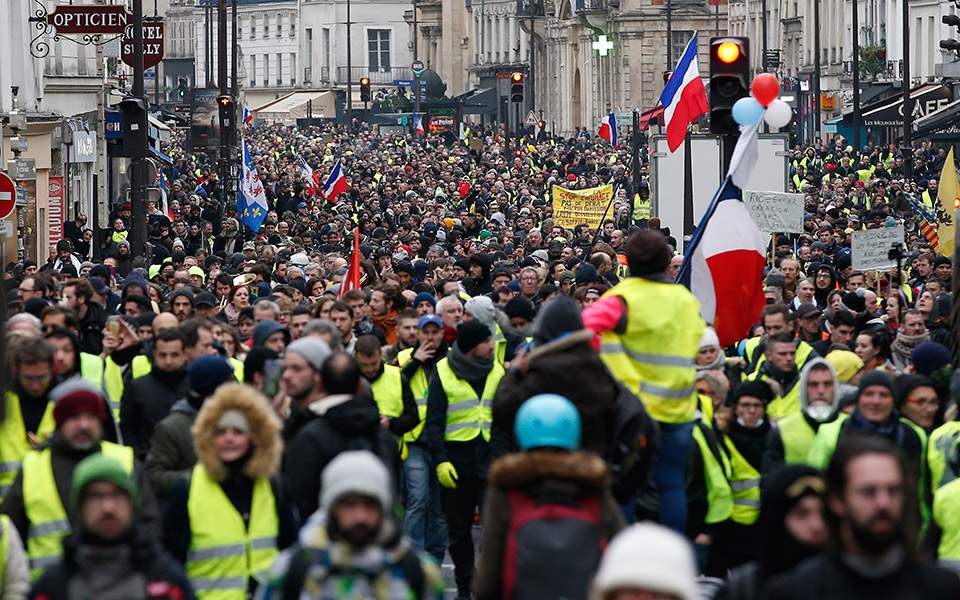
77,302,107,356
764,552,960,600
491,332,657,502
1,432,161,545
0,516,30,600
145,398,198,501
119,369,189,460
162,383,297,564
257,511,444,600
29,525,196,600
283,394,400,519
474,450,624,600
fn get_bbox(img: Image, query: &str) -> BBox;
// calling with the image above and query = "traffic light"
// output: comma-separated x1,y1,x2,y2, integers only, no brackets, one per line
510,72,524,103
217,95,235,131
176,77,189,100
119,96,148,158
941,15,960,55
709,37,751,135
359,77,371,102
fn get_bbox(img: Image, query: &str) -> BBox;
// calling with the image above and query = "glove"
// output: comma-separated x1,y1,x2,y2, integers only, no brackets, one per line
436,461,459,489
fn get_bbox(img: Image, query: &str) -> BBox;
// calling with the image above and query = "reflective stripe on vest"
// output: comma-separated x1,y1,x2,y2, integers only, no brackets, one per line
370,364,404,418
0,393,56,502
186,463,278,600
398,348,428,444
436,358,504,442
598,277,703,424
692,422,733,524
935,478,960,572
23,442,133,580
723,436,761,525
778,413,817,464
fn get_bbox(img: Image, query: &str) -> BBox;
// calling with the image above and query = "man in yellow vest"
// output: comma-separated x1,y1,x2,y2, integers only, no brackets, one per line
397,314,448,564
0,379,158,580
751,332,806,419
762,358,841,479
583,230,704,533
0,337,59,502
30,454,194,598
425,320,504,599
355,334,419,437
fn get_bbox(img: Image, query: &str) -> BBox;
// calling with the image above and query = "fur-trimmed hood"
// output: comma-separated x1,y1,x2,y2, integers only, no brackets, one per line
192,383,283,481
488,450,609,490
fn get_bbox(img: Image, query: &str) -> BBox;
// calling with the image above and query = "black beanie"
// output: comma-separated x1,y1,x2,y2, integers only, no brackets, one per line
456,320,492,354
732,380,776,406
531,296,584,345
857,370,895,399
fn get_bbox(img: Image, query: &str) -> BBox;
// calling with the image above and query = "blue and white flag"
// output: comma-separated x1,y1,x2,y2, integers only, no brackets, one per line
238,138,269,232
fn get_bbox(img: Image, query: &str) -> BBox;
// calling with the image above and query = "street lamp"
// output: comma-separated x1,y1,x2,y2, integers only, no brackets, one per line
851,0,860,149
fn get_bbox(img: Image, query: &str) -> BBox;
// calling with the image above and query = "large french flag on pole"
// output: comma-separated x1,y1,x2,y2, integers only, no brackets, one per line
659,34,709,153
597,112,618,146
322,159,349,201
676,122,767,346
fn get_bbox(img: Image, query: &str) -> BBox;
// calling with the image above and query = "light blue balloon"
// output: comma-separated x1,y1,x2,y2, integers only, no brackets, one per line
732,97,764,126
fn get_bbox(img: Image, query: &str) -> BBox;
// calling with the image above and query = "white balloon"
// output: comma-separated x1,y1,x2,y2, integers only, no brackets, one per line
764,99,793,129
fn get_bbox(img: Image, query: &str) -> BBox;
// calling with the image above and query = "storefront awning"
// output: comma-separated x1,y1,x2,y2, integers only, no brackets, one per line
912,97,960,137
858,84,952,127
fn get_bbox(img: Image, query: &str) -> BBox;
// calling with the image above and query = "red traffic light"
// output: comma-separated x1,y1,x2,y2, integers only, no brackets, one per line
716,42,742,63
511,72,524,83
359,77,370,86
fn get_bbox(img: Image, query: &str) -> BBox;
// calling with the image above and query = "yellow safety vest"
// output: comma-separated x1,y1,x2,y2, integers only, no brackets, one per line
921,190,937,212
692,421,733,525
131,355,152,379
436,358,504,442
79,353,120,421
397,348,428,443
934,477,960,572
777,413,817,464
928,421,960,491
598,277,704,424
745,340,816,382
764,377,802,419
23,442,133,579
493,326,508,366
370,364,404,418
103,356,125,417
229,357,244,383
723,435,761,525
0,515,9,584
632,195,652,222
0,393,56,500
186,463,278,600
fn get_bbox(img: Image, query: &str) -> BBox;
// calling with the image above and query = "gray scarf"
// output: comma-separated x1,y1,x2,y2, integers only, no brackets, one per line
67,543,146,600
447,342,493,382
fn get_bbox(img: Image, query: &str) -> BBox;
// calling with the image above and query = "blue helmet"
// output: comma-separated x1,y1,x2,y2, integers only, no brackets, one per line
515,394,581,451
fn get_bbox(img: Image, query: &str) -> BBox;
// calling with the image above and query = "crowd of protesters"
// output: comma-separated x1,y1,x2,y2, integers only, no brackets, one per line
0,120,957,600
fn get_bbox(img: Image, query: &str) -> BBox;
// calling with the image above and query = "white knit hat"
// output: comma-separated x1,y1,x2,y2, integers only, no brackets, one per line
319,451,392,512
591,523,698,600
699,326,720,350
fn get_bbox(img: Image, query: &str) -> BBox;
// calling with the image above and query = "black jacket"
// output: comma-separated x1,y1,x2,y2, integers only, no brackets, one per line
764,552,960,600
120,369,189,460
30,526,196,600
283,394,399,519
77,302,107,356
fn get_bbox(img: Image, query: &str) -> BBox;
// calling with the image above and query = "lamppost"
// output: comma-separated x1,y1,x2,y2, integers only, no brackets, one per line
813,0,821,140
851,0,861,149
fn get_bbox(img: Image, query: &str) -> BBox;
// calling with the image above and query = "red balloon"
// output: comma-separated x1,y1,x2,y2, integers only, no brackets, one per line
752,73,780,107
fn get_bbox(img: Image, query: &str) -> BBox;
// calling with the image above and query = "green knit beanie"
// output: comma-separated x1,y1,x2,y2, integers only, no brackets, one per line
70,455,138,514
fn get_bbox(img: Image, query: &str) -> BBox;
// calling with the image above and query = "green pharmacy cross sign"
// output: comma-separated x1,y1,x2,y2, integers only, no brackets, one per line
593,34,614,57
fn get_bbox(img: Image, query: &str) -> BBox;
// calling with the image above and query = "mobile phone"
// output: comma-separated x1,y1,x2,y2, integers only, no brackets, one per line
263,359,283,398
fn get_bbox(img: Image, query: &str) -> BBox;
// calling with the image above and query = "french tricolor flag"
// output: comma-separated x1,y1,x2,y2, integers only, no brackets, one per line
242,106,254,126
322,159,349,201
676,122,766,346
299,155,321,195
414,114,425,135
660,34,709,153
597,112,617,146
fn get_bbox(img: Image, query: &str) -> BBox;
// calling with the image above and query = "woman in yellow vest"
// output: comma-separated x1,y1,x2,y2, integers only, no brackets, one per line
162,383,297,599
712,380,774,574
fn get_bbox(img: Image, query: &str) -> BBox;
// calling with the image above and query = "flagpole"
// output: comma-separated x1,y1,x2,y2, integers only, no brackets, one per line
682,131,694,248
587,190,619,254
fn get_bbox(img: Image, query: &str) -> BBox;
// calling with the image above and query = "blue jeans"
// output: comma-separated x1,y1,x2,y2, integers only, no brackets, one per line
402,443,448,563
653,420,695,533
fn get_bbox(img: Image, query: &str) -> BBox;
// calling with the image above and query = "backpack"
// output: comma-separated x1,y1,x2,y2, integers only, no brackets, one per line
502,490,605,600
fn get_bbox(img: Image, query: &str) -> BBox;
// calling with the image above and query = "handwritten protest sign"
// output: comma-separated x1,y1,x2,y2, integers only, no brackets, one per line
552,184,613,229
743,190,804,234
851,227,905,271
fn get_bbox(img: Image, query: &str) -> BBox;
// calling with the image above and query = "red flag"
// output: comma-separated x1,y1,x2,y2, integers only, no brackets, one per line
339,229,361,298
